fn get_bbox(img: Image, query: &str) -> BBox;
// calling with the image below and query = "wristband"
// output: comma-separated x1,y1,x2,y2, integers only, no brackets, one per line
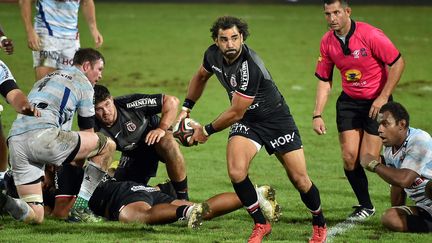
366,160,381,172
204,123,217,136
312,115,322,120
182,98,195,110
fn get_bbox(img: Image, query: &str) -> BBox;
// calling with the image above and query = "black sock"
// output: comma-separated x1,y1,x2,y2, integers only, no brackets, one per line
175,205,189,220
232,176,266,224
345,166,373,209
171,177,189,200
300,183,326,227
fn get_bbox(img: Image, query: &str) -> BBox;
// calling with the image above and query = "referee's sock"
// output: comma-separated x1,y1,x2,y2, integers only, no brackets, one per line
345,167,374,209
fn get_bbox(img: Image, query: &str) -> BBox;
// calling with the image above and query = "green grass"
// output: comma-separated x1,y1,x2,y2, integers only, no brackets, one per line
1,2,432,242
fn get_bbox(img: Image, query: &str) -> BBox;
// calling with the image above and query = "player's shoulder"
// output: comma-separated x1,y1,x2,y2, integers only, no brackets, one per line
409,127,432,143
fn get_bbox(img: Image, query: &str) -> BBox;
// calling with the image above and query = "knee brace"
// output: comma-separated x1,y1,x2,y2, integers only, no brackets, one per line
21,194,44,205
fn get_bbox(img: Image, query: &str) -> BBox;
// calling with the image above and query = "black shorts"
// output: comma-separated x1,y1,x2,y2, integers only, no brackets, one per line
88,180,175,221
114,115,163,185
336,92,392,135
228,103,302,155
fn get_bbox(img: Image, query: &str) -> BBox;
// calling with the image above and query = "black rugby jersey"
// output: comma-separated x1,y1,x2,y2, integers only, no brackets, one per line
95,93,163,152
202,44,288,121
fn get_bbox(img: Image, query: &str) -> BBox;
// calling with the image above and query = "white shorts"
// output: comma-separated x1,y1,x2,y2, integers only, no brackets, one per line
8,128,80,185
32,34,80,69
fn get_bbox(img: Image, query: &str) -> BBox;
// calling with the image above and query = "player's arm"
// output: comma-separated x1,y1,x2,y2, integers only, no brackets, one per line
5,88,40,116
145,94,179,145
0,24,13,55
312,80,332,135
361,156,418,188
179,64,212,119
81,0,103,48
18,0,41,51
190,92,253,144
369,56,405,119
390,184,406,207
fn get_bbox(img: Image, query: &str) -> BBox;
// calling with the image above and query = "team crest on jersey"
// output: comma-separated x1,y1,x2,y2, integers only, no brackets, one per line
239,61,249,91
125,121,136,132
230,74,237,87
345,69,362,82
352,48,368,59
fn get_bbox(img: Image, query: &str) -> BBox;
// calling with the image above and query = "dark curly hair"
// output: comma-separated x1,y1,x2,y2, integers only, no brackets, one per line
210,16,249,41
94,84,111,105
380,102,410,128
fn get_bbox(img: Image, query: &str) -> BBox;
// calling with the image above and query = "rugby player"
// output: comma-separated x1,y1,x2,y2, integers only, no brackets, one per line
177,16,326,243
0,48,116,224
19,0,104,81
361,102,432,232
93,84,189,200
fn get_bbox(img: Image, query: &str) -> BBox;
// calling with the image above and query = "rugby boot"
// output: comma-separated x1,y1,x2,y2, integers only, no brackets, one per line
256,185,281,222
68,207,104,223
186,202,210,229
247,222,272,243
309,224,327,243
348,205,375,221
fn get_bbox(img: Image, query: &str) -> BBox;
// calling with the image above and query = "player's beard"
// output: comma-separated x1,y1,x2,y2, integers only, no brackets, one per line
223,49,240,61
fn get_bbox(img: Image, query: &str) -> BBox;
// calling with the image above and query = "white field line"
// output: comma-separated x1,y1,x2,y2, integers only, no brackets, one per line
326,220,359,243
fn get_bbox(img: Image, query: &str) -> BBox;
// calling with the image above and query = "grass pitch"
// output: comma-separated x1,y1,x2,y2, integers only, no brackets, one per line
1,2,432,242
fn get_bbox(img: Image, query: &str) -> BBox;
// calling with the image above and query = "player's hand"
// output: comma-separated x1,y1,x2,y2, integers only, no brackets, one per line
369,95,388,120
313,117,327,135
0,37,14,55
176,110,190,123
27,30,41,51
91,29,103,48
189,123,208,146
145,128,166,145
21,104,41,117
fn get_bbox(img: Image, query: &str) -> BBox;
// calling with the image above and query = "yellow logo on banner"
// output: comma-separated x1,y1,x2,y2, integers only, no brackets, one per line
345,69,362,82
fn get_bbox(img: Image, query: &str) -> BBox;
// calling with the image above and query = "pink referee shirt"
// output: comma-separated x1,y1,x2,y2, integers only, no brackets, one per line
315,20,401,100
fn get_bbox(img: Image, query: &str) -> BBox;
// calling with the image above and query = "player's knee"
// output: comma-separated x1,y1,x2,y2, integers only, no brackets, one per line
381,208,404,232
21,194,45,224
227,168,247,182
291,175,312,193
88,132,115,158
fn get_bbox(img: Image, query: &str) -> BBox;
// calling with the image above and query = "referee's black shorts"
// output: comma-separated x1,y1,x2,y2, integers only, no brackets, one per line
336,91,392,135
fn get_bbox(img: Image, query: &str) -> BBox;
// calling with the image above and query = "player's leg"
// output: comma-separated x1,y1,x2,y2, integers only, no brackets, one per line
381,206,432,232
227,135,271,241
119,201,180,224
340,129,376,219
202,192,242,219
156,132,188,199
15,182,44,224
276,149,327,242
69,131,116,220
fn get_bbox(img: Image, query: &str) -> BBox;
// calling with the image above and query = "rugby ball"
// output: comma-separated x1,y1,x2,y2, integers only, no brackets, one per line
172,118,196,147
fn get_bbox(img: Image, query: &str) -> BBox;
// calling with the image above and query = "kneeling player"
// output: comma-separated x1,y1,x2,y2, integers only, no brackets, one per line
361,102,432,232
94,84,189,200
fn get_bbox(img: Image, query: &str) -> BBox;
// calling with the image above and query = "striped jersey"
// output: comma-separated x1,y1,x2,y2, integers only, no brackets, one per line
0,60,16,87
34,0,81,39
384,127,432,214
9,66,94,136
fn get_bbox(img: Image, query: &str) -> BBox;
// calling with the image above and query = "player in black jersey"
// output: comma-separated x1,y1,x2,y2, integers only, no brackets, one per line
93,84,189,200
177,16,327,243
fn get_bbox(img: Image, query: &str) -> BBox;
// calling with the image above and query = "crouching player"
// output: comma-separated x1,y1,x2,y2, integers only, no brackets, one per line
361,102,432,232
88,176,280,228
0,48,116,224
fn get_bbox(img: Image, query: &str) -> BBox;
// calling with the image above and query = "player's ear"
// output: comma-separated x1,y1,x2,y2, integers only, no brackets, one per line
399,119,407,130
82,60,91,72
345,7,352,16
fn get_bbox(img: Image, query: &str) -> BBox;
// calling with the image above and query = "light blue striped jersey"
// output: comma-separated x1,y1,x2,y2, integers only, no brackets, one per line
9,66,95,136
0,60,16,88
34,0,81,39
384,127,432,213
